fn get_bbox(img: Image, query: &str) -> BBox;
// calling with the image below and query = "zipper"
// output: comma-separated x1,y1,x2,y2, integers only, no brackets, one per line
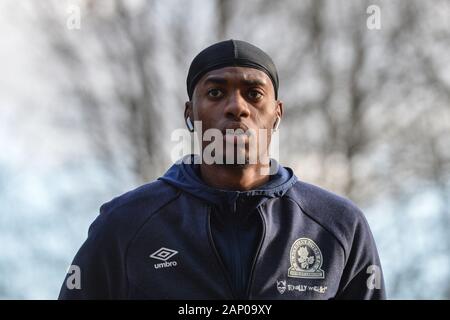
206,206,236,299
231,195,243,299
245,205,266,299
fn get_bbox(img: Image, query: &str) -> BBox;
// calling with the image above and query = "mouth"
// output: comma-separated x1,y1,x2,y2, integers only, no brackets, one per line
221,123,253,145
221,123,249,133
221,121,258,135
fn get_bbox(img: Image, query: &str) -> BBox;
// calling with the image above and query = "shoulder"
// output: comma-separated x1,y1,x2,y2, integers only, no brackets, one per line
285,180,371,253
88,180,180,240
100,180,180,216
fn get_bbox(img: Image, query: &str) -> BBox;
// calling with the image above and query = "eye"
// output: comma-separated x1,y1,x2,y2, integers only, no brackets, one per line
248,89,263,100
207,88,224,98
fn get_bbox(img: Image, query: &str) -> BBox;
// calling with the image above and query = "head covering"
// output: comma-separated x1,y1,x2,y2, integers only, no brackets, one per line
186,39,279,100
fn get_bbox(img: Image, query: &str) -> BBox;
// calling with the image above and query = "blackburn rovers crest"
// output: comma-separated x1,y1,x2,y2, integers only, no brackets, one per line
288,238,325,279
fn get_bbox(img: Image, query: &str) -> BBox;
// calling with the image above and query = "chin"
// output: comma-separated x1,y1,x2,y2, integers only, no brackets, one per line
221,152,250,166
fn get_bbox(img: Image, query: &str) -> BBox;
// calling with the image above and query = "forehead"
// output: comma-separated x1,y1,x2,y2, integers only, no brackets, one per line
197,66,271,87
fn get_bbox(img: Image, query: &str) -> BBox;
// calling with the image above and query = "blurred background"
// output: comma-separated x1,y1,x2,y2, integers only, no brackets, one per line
0,0,449,299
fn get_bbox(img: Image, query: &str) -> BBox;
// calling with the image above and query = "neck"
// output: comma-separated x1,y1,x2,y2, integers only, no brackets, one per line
199,163,270,191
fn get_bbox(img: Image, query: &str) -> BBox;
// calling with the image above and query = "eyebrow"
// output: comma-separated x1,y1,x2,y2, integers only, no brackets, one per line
203,76,228,85
203,76,268,87
241,78,267,87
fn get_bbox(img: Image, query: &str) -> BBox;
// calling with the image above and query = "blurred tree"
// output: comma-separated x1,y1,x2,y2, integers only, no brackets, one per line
34,0,168,184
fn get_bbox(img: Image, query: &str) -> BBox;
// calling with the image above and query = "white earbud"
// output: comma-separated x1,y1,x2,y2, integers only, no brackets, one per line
273,116,281,132
186,117,194,132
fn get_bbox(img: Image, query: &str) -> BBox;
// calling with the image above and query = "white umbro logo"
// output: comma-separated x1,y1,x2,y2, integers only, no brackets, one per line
150,247,178,261
150,247,178,269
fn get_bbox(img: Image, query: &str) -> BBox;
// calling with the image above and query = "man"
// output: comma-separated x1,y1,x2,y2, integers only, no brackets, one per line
59,39,386,299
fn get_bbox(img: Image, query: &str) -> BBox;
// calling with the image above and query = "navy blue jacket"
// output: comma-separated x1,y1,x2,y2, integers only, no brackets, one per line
59,156,386,299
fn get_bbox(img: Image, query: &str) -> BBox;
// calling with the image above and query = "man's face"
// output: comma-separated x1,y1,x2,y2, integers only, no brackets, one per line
185,66,283,165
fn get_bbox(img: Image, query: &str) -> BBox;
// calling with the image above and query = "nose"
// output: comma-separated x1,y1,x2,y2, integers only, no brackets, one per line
223,91,250,120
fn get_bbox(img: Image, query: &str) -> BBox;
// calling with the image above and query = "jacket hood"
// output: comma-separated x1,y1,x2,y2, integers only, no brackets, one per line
158,154,298,212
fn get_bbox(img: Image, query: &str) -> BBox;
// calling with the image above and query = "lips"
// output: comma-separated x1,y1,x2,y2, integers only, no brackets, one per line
220,122,250,135
221,122,258,138
221,123,252,145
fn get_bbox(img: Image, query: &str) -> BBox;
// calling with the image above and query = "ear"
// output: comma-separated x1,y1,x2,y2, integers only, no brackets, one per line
270,100,283,131
184,101,193,121
276,100,283,119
